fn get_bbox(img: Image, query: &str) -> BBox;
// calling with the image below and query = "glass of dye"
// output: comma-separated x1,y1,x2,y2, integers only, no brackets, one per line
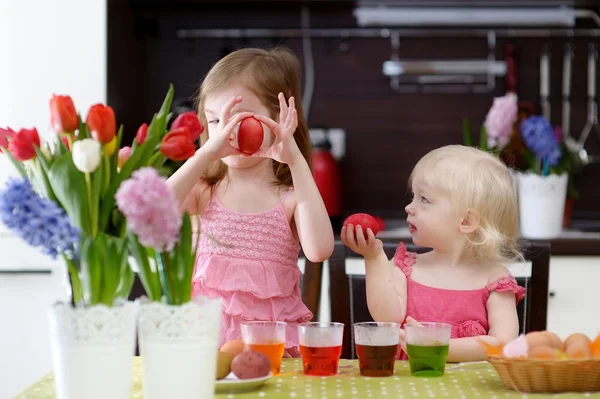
298,322,344,376
241,321,287,375
405,322,452,377
353,322,401,377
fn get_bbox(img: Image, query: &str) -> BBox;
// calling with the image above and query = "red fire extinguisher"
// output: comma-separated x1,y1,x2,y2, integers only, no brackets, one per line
312,129,342,230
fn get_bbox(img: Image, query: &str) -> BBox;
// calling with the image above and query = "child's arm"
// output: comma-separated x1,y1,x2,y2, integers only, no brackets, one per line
341,227,407,323
446,336,503,362
166,148,213,214
447,290,518,362
252,94,333,262
289,157,335,262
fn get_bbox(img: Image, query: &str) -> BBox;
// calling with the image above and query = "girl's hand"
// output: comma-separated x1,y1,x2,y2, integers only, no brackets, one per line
202,96,254,160
341,224,383,259
399,329,407,353
399,317,422,353
251,93,302,165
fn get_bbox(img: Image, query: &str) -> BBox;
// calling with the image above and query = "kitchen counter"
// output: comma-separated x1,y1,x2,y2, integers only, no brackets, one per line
338,220,600,256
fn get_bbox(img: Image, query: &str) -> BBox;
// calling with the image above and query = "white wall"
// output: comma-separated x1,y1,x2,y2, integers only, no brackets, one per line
0,1,106,397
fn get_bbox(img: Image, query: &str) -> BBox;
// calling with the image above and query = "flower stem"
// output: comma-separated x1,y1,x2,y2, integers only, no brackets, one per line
102,154,111,196
84,173,97,237
156,252,176,305
147,152,166,168
63,255,83,305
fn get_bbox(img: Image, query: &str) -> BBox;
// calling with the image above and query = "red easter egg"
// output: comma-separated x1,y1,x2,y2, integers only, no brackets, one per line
238,117,264,155
343,213,379,238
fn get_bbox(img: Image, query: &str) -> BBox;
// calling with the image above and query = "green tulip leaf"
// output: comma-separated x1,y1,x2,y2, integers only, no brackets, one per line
80,235,102,304
127,231,161,301
99,234,126,305
1,149,27,178
178,212,194,303
48,153,91,235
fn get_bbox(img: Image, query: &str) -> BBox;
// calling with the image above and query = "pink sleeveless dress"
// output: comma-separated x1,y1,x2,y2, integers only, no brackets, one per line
191,189,312,355
393,243,527,360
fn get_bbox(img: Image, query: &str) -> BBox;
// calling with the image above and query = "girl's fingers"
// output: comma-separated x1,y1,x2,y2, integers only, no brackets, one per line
222,112,255,137
278,92,288,124
253,114,279,133
219,96,242,127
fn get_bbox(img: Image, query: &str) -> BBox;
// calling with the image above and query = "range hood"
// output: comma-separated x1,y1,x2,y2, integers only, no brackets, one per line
355,7,576,27
354,1,599,27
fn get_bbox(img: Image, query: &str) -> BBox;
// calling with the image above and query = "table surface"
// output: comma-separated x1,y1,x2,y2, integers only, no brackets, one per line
14,358,600,399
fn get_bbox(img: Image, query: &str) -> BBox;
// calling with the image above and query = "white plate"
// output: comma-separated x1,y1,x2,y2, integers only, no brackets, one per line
215,372,273,394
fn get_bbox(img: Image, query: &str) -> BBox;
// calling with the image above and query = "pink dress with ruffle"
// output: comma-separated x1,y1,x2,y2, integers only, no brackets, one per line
394,243,526,360
192,189,312,355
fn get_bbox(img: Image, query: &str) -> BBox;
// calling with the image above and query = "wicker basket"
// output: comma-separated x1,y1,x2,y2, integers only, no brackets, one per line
488,355,600,393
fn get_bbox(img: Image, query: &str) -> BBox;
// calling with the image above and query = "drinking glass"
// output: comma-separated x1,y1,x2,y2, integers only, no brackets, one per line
241,321,286,375
354,322,401,377
405,322,452,377
298,322,344,376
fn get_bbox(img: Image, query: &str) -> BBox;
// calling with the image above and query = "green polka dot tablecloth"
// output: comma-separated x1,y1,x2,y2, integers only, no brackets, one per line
13,358,600,398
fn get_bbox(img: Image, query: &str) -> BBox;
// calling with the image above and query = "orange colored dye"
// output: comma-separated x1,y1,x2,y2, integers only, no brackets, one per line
590,334,600,358
478,338,504,357
245,341,286,375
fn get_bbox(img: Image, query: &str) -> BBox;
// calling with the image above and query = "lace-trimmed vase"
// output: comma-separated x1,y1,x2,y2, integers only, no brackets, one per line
137,296,222,399
516,171,568,239
47,301,138,399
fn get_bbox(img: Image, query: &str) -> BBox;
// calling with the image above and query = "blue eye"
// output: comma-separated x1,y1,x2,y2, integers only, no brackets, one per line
420,196,429,204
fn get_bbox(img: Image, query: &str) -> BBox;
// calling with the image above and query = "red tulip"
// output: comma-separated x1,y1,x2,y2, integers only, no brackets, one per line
86,104,116,144
0,127,15,152
159,127,196,161
50,95,78,134
118,146,132,168
61,136,71,150
171,112,204,142
8,128,41,161
136,123,148,145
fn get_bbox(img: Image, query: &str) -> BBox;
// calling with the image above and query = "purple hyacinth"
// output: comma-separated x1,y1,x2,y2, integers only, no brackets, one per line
520,116,562,166
0,177,80,259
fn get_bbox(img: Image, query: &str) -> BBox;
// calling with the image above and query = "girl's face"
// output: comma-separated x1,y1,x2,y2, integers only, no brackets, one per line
204,85,275,169
404,174,464,251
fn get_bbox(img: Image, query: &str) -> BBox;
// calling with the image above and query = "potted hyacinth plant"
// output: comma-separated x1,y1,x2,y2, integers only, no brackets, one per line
513,116,576,239
463,93,580,239
0,84,206,399
116,167,222,399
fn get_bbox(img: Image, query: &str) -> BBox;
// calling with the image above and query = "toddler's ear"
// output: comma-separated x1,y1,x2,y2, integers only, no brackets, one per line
458,208,480,234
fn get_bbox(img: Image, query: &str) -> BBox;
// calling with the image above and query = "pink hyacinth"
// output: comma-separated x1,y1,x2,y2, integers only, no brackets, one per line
115,167,181,252
484,93,518,150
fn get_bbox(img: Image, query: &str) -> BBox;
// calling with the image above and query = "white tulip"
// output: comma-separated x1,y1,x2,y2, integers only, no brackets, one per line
72,139,101,173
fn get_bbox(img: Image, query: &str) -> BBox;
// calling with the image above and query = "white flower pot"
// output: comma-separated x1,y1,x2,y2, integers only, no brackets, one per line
138,296,222,399
516,172,568,239
48,301,138,399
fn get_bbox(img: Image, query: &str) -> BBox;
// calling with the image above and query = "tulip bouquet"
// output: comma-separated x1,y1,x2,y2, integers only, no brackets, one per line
116,167,196,305
0,84,202,307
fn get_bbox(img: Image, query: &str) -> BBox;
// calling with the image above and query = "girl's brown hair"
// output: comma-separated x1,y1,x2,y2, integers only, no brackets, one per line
196,46,312,187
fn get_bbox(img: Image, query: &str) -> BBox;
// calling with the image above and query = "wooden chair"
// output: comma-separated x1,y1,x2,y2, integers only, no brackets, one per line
328,240,551,359
299,257,323,321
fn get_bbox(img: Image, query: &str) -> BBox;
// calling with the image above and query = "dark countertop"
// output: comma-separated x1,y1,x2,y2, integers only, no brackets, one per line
342,220,600,256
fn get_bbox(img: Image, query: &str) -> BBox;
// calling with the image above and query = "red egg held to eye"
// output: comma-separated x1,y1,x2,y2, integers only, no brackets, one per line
238,117,264,155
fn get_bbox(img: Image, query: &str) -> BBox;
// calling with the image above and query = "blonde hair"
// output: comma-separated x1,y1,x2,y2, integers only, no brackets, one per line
409,145,521,263
196,46,312,186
